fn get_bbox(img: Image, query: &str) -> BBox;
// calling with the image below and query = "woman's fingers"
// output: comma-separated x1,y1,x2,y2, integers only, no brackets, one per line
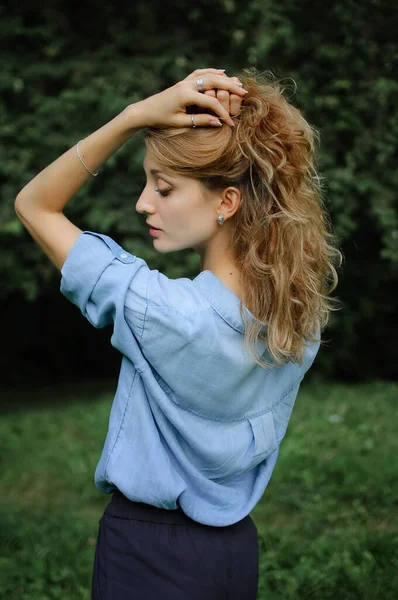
190,83,246,126
184,73,246,97
183,68,227,81
204,78,243,117
179,71,247,127
177,88,233,126
141,69,244,130
228,77,244,116
215,89,230,115
187,92,236,126
184,113,224,128
229,93,242,116
203,89,215,114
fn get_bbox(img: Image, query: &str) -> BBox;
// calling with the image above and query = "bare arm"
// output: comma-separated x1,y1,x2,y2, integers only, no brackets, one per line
14,102,146,270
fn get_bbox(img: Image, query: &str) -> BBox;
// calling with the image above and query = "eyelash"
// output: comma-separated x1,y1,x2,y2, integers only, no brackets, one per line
155,187,171,197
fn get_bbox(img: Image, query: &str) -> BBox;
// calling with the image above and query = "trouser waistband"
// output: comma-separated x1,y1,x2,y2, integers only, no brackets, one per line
104,489,226,529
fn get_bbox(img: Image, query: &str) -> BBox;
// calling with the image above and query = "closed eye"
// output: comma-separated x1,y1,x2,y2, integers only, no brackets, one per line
155,187,172,197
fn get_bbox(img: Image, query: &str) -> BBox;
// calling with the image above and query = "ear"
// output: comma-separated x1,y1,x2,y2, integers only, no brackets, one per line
219,186,241,219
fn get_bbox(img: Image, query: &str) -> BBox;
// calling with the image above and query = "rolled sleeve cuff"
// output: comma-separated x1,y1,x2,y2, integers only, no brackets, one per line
60,230,134,316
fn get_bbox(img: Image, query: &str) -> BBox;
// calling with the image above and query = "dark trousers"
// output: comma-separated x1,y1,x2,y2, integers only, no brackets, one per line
91,489,259,599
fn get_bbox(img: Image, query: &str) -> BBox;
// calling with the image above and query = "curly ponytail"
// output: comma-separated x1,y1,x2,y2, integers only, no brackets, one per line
145,68,343,369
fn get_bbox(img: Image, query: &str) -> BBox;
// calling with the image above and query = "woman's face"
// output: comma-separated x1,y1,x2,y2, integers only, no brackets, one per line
135,148,220,254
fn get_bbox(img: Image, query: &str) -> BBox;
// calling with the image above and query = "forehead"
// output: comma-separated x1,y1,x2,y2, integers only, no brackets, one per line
143,149,186,180
143,149,174,176
142,148,208,193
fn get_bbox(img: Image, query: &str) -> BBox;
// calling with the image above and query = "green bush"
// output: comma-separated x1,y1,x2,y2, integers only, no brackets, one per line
1,1,397,379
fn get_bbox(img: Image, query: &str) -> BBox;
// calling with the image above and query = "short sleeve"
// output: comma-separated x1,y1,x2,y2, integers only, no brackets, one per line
60,230,213,376
60,231,152,361
60,230,207,371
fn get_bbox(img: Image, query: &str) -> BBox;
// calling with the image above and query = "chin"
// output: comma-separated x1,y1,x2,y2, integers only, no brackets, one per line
152,237,192,253
152,241,176,254
154,247,173,254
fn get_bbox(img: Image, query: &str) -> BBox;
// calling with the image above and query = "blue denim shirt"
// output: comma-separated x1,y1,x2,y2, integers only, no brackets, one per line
60,231,321,526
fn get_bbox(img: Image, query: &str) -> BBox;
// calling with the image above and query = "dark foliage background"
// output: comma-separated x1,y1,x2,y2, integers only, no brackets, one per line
1,0,397,384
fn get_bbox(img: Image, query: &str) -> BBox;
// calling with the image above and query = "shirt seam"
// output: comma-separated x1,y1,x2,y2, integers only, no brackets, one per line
199,296,244,334
143,303,213,320
160,382,299,423
139,267,152,345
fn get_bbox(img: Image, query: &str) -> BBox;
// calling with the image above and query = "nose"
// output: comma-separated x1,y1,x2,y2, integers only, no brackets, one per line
135,186,155,215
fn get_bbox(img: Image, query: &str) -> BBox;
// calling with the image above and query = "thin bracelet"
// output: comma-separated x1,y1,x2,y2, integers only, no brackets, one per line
76,140,99,177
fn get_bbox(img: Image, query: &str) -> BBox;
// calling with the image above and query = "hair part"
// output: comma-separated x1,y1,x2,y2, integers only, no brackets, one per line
144,68,343,369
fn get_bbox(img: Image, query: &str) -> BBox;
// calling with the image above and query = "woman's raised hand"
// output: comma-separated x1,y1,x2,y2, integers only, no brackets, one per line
201,73,245,122
135,68,247,129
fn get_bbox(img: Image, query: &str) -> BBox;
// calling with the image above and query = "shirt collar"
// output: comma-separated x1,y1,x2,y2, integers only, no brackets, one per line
192,270,261,334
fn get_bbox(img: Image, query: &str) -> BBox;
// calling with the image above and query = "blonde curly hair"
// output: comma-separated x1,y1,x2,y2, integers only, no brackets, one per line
145,68,343,369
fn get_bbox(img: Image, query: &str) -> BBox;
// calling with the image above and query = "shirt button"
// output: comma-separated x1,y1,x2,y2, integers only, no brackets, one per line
120,253,128,258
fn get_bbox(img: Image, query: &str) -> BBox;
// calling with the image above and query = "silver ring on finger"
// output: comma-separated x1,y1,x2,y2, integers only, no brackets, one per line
191,114,196,128
195,77,205,93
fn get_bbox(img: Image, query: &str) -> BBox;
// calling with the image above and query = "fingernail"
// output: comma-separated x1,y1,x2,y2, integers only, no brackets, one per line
230,121,236,127
242,89,249,94
237,82,244,86
210,120,223,127
217,69,226,72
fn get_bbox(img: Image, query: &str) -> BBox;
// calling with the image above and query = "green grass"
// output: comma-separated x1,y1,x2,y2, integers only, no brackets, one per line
0,380,397,599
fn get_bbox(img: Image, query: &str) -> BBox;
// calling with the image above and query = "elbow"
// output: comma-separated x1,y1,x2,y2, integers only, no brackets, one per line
15,192,38,221
14,194,37,229
14,195,24,219
14,192,28,218
15,191,58,219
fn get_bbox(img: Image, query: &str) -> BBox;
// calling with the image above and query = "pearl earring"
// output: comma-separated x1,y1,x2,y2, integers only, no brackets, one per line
217,214,225,225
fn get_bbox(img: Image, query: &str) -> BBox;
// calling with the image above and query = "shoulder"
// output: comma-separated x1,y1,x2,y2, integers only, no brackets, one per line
143,270,211,316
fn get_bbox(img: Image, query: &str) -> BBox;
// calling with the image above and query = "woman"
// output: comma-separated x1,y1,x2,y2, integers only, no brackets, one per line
15,67,341,599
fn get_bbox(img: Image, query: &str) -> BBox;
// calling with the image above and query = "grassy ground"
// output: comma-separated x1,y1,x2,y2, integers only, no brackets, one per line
0,380,396,599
